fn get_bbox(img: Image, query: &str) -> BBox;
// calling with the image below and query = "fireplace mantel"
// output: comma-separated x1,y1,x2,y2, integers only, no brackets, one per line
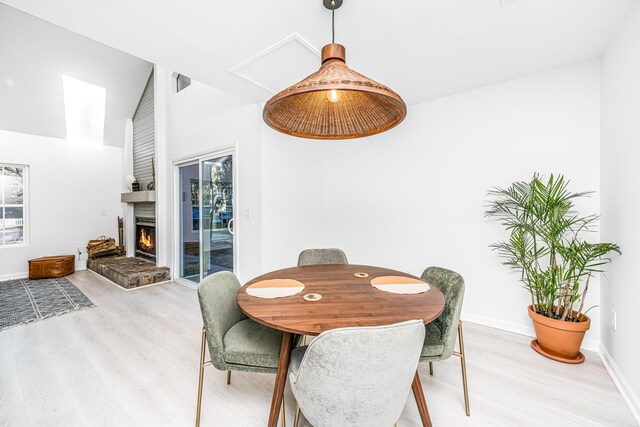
121,190,156,203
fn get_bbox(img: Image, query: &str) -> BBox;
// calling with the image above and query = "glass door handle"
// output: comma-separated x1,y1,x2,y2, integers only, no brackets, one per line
227,218,234,235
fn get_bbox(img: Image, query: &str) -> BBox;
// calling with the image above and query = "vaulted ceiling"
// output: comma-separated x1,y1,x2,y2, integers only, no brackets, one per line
0,4,152,146
1,0,636,109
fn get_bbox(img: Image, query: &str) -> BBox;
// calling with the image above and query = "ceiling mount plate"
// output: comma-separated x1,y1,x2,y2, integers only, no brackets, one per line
323,0,343,10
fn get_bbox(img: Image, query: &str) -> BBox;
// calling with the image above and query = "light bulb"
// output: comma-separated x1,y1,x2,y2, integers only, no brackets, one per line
327,89,339,103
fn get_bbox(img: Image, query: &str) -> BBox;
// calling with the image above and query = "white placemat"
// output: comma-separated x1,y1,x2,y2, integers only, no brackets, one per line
370,276,430,295
246,279,305,299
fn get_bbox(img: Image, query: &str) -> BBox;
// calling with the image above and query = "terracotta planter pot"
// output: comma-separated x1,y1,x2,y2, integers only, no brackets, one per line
527,305,591,364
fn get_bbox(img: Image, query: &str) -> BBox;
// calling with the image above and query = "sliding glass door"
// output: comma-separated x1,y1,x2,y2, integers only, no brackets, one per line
178,153,234,283
179,163,201,282
202,156,234,277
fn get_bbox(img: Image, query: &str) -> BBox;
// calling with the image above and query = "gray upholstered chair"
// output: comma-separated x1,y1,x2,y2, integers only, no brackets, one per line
196,271,285,427
289,320,425,427
297,248,349,266
294,247,349,424
420,266,469,416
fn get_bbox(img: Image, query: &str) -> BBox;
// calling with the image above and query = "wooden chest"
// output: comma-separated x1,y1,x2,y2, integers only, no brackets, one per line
28,255,75,280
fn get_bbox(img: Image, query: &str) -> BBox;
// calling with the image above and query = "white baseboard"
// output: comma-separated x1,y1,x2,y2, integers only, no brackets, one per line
462,312,599,352
599,344,640,425
0,272,28,281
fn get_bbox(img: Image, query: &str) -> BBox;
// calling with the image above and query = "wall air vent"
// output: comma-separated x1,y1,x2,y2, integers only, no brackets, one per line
176,74,191,93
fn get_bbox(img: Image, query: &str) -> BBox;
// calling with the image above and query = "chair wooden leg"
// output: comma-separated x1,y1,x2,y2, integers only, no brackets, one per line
428,361,433,376
457,321,470,416
227,370,231,385
196,327,207,427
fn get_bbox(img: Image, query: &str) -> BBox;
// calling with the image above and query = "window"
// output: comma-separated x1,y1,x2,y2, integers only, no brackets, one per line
0,164,27,246
62,75,106,146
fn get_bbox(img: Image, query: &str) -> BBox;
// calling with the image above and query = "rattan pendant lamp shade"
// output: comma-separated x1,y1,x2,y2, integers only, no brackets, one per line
263,1,407,140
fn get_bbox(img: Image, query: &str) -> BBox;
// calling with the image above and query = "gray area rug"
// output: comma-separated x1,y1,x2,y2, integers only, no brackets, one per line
0,277,95,331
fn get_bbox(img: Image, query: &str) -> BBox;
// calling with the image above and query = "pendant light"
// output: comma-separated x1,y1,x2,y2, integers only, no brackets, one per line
263,0,407,140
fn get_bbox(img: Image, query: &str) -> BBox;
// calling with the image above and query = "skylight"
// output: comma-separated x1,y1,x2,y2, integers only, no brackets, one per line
62,75,106,146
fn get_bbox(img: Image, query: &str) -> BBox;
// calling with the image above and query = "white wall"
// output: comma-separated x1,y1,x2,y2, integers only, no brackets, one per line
162,75,263,283
261,60,603,348
261,128,326,271
600,3,640,421
0,130,123,278
327,61,603,346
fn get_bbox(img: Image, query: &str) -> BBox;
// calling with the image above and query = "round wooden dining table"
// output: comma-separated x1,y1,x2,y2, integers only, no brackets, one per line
237,264,446,427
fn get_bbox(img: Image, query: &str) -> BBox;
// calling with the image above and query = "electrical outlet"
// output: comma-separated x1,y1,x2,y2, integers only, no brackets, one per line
244,209,251,220
76,247,88,261
610,310,617,331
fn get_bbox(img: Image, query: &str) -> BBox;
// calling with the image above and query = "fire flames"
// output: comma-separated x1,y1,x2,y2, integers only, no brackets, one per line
139,228,154,250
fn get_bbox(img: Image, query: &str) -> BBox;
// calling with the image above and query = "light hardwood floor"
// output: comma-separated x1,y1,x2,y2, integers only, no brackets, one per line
0,271,635,427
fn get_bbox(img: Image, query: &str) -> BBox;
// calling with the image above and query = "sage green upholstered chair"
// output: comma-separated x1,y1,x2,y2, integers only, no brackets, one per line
297,248,349,266
196,271,286,427
289,320,425,427
420,266,470,416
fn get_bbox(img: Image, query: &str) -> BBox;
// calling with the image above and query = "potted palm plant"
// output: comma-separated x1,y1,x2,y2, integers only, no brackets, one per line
486,174,620,363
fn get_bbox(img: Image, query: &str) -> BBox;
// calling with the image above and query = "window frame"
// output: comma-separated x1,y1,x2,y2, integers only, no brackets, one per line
0,163,29,249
